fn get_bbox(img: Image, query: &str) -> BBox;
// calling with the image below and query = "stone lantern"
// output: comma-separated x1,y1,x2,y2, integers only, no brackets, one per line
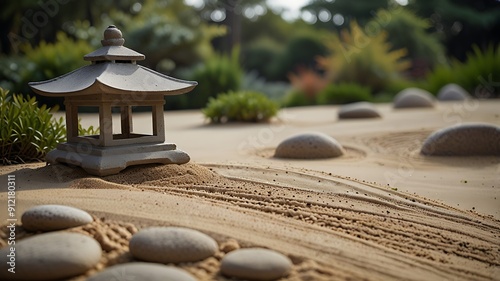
29,25,197,176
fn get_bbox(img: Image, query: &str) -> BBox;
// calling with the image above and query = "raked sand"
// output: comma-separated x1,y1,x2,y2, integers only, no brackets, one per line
1,100,499,280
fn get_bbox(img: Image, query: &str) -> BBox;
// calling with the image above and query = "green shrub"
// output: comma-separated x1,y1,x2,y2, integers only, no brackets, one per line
316,83,372,104
188,48,243,109
268,35,328,81
425,45,500,97
281,90,316,107
378,8,446,69
203,91,279,123
0,88,65,164
318,21,410,93
0,32,92,107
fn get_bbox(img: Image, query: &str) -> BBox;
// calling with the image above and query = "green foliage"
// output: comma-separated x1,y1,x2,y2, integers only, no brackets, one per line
22,32,92,82
189,48,243,109
424,45,500,97
203,91,279,123
0,32,92,101
268,35,328,81
78,121,100,136
0,88,65,164
282,90,316,107
317,83,372,105
378,8,446,68
242,38,281,78
318,21,410,93
69,0,225,71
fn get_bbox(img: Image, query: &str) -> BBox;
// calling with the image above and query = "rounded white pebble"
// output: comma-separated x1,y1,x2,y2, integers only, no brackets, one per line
22,204,93,231
0,232,101,280
421,123,500,156
87,262,197,281
221,248,293,281
393,88,435,108
129,226,218,263
274,132,344,159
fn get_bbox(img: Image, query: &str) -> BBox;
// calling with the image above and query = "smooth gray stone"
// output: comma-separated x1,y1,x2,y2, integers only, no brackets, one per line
0,232,101,280
338,102,381,119
437,83,470,101
221,248,293,281
22,204,93,231
421,123,500,156
274,132,344,159
393,88,435,108
129,227,218,263
87,262,197,281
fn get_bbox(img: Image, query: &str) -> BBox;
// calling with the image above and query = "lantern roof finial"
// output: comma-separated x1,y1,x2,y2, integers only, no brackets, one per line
83,25,145,62
101,25,125,46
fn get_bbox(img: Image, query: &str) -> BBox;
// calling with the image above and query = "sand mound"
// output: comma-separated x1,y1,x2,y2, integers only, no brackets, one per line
102,163,226,186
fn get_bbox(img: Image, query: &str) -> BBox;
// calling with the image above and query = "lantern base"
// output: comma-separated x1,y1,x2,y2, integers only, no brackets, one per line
46,142,190,176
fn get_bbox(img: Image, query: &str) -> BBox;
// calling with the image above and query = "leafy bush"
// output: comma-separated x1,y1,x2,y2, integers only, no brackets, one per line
242,39,281,79
188,48,243,109
318,21,410,93
378,8,446,70
0,32,92,107
282,90,316,108
268,35,328,81
0,88,65,164
316,83,372,105
424,45,500,97
203,91,279,123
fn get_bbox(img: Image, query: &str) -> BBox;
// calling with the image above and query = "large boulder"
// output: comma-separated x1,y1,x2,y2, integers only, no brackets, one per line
421,123,500,156
274,132,344,159
21,204,93,231
338,102,381,119
129,226,218,263
87,263,197,281
393,88,435,108
221,248,293,281
437,84,470,101
0,232,101,280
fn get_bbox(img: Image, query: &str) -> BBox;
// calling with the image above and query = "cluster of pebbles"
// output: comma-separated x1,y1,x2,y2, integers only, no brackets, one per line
392,84,470,109
273,84,496,160
0,204,292,281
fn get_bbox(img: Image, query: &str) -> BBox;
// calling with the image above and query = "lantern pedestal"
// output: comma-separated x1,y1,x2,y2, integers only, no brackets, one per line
46,142,190,176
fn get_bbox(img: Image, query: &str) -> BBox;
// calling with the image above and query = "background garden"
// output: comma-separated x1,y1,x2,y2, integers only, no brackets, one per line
1,0,500,162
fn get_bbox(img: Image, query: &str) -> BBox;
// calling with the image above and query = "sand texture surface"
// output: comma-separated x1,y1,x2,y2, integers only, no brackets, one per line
1,100,499,280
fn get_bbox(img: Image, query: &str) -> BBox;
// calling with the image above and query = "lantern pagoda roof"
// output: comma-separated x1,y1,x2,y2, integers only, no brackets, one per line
29,25,197,97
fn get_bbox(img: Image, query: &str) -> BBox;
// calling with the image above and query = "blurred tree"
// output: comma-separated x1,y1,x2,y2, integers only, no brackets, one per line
1,0,137,54
407,0,500,61
197,0,266,53
376,8,446,78
268,34,328,81
303,0,390,29
67,0,226,72
318,21,410,93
